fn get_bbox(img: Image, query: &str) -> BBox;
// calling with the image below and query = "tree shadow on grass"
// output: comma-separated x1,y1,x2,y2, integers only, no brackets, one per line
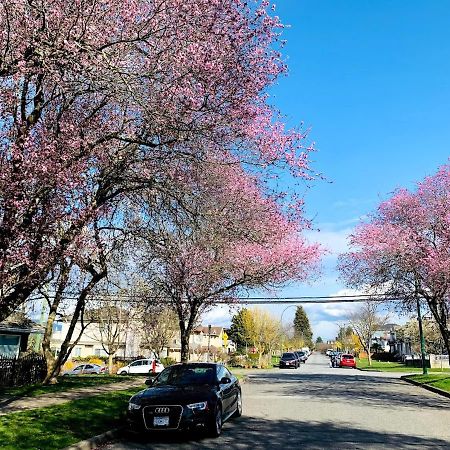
118,415,450,449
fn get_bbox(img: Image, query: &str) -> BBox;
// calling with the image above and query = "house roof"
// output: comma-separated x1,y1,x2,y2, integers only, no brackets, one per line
193,326,223,336
0,313,44,334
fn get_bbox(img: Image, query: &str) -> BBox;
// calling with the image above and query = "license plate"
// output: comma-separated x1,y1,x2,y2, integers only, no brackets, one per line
153,416,170,426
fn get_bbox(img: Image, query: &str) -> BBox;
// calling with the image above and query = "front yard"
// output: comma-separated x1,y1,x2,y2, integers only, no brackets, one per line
404,374,450,394
0,385,144,450
356,358,450,373
0,375,134,398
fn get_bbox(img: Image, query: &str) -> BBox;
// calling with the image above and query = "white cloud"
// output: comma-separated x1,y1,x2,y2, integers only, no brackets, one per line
305,228,352,257
200,304,235,328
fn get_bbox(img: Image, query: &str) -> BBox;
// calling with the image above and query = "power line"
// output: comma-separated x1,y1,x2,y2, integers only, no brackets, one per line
27,293,403,305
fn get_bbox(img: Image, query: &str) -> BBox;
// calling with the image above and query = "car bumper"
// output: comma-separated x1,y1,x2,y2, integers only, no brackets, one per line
127,406,212,433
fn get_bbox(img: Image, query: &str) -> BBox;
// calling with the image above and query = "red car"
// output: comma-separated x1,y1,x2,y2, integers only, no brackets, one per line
339,354,356,368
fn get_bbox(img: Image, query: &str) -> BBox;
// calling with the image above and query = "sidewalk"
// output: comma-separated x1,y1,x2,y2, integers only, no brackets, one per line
0,378,144,415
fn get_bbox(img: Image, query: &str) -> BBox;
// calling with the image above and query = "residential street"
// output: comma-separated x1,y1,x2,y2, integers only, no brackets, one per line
102,353,450,449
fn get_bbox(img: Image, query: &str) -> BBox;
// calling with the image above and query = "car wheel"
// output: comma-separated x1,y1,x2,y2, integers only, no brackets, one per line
118,370,127,375
232,391,242,418
208,404,223,437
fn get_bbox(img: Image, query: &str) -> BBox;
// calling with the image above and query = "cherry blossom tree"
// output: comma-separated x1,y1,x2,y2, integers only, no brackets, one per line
339,164,450,356
0,0,314,321
134,162,321,362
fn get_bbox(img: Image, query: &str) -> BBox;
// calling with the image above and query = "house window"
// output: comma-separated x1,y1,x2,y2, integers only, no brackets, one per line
73,347,82,357
52,322,63,332
94,348,107,357
0,335,21,357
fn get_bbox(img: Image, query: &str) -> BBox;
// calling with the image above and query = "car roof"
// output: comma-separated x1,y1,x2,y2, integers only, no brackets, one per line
173,362,220,368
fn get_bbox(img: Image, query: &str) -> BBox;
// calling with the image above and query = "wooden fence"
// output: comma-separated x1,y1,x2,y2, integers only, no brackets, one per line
0,354,47,387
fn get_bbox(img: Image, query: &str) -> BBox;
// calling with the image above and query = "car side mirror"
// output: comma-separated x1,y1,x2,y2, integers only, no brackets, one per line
220,376,231,385
145,378,154,386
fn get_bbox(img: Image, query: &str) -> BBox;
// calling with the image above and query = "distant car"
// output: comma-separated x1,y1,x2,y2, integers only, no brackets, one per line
296,351,308,363
325,349,333,356
117,359,164,375
126,363,241,436
63,363,107,376
339,354,356,369
279,352,299,369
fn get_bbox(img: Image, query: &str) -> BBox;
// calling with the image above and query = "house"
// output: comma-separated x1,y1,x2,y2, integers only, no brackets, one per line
0,313,43,358
166,326,230,362
50,310,231,363
50,311,142,359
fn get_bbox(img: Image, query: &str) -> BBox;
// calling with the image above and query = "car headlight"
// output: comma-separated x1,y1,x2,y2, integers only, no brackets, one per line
186,401,207,411
128,401,141,411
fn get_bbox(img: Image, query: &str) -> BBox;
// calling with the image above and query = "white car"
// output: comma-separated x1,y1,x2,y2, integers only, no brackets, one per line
117,358,164,375
63,363,107,376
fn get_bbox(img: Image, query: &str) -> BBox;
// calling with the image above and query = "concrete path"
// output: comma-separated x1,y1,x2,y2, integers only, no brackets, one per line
103,353,450,449
0,378,144,415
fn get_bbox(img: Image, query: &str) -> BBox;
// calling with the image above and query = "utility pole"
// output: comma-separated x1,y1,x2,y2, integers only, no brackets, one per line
416,296,428,375
207,324,211,363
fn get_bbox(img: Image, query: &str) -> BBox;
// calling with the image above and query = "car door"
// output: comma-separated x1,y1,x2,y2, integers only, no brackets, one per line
72,365,84,375
217,365,234,416
129,360,143,374
139,359,150,374
84,364,96,374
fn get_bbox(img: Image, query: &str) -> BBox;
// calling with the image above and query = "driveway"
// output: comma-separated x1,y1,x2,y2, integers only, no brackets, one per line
102,353,450,449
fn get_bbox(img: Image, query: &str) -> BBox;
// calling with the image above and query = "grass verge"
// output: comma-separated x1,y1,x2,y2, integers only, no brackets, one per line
0,386,144,450
0,375,135,398
356,358,450,373
404,374,450,394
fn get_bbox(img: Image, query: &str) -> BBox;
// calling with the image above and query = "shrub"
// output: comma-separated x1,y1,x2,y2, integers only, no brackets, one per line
160,357,177,367
228,354,246,367
371,352,398,362
88,358,105,366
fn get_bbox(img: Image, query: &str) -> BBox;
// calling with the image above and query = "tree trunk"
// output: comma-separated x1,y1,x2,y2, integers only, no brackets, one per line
180,328,190,363
108,353,114,374
426,297,450,358
367,341,372,366
258,351,263,368
43,268,106,384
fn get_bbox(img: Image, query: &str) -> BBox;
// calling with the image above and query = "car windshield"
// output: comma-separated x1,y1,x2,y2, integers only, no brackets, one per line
153,365,215,387
281,353,295,360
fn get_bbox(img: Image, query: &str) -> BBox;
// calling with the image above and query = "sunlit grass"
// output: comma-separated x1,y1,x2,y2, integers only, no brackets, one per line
356,358,450,373
0,375,135,398
0,386,143,450
405,374,450,393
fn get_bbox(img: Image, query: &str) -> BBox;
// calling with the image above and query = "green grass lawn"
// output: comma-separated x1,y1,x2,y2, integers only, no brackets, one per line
0,386,144,450
356,358,450,373
405,374,450,394
0,375,135,398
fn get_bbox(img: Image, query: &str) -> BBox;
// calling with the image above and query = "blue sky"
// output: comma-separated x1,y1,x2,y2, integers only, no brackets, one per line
204,1,450,339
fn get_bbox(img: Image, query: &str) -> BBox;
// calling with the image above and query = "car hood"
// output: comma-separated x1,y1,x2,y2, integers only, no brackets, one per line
136,384,215,405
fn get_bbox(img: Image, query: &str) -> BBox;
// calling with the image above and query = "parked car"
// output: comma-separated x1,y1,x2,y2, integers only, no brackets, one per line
339,354,356,369
296,351,308,363
126,363,241,436
325,349,333,356
279,352,299,369
118,358,164,375
63,363,107,376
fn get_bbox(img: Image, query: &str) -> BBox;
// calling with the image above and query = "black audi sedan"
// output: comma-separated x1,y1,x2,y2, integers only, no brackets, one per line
126,363,242,437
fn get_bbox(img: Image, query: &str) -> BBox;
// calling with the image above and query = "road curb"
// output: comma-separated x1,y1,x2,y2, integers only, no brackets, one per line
62,427,122,450
401,376,450,400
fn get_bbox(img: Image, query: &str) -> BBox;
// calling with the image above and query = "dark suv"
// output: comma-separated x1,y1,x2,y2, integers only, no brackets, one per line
279,352,299,369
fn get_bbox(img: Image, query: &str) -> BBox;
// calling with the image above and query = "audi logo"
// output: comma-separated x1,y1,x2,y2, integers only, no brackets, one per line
155,407,170,414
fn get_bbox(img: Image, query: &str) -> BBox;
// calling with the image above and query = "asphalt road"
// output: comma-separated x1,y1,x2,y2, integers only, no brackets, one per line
102,353,450,449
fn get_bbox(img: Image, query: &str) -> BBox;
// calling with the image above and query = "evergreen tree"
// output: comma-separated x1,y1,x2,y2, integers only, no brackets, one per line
293,306,313,346
315,336,323,344
229,308,251,351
